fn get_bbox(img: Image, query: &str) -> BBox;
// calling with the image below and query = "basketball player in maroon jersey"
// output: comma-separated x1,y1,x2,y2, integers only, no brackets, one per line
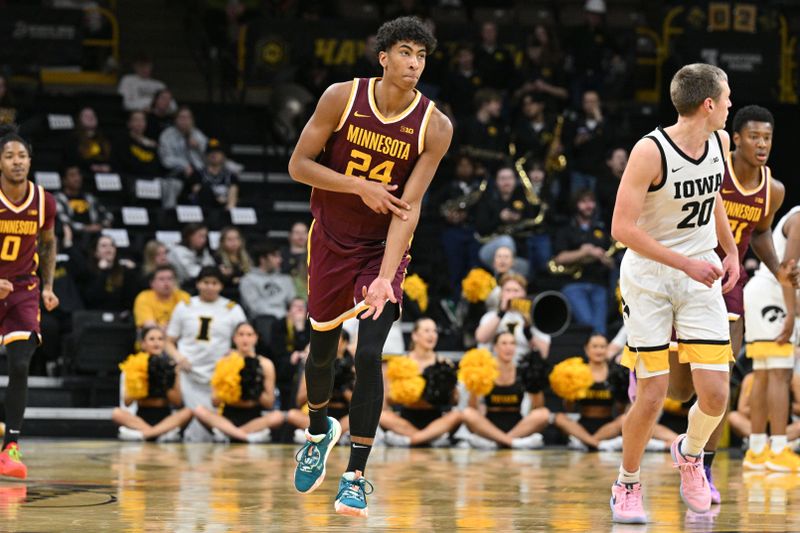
288,17,451,516
0,125,58,479
667,105,798,502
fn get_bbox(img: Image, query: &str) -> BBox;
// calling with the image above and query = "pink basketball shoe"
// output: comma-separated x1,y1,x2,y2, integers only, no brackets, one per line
671,434,711,513
610,481,646,524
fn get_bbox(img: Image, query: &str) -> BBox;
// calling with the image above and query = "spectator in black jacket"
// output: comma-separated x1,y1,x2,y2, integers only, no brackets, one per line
188,138,239,210
145,88,176,140
474,166,535,276
79,235,138,313
459,89,509,175
565,90,608,194
551,189,612,334
473,21,515,92
55,165,113,252
443,46,483,122
63,106,113,174
114,110,162,177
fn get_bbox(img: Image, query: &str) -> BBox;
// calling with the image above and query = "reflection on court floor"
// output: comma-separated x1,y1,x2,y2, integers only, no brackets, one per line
2,441,799,532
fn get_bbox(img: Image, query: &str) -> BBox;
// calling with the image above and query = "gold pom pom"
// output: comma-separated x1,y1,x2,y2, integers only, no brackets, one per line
386,356,424,405
458,348,499,397
462,268,497,303
663,397,683,414
389,375,426,405
119,352,150,400
386,356,420,381
549,357,594,401
403,273,429,312
211,352,245,405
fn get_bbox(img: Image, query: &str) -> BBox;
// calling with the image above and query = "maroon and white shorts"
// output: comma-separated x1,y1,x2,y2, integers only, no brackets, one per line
307,220,409,331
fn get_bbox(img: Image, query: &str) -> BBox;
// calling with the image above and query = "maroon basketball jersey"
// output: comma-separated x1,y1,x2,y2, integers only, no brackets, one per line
0,182,56,284
715,152,770,263
312,77,435,250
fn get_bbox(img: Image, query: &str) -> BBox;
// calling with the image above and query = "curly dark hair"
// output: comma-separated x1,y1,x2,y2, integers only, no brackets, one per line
732,104,774,133
375,16,437,55
0,123,32,156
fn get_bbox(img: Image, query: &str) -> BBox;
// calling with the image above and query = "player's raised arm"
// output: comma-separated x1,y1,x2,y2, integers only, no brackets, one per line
287,82,411,219
361,108,452,320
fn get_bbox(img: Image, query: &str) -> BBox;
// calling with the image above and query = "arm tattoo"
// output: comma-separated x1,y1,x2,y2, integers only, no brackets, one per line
38,234,57,289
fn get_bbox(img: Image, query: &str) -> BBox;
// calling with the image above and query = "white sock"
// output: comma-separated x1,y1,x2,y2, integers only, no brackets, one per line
617,466,640,485
511,437,529,449
771,435,788,454
750,433,768,454
682,402,723,457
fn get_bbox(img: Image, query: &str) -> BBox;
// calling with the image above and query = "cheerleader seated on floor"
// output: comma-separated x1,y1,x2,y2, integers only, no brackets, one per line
461,332,550,450
380,318,462,447
113,327,193,442
728,370,800,446
294,329,355,445
193,322,306,443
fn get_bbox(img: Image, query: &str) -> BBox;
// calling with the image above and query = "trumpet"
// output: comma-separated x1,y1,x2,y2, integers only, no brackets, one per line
547,239,627,280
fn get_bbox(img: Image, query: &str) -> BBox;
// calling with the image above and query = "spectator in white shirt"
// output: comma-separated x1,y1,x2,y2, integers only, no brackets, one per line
118,54,176,112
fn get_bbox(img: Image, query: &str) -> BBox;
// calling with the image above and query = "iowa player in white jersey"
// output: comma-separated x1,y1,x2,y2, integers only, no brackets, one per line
609,64,739,523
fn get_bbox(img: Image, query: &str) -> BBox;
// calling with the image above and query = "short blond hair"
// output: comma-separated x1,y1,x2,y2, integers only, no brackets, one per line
499,272,527,291
669,63,728,116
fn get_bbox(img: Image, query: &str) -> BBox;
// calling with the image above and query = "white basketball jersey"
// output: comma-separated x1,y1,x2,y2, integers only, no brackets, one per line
754,205,800,282
635,127,725,256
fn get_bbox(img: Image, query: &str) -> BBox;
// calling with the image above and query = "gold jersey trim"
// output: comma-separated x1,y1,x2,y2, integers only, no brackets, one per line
367,77,422,124
0,181,35,213
334,79,359,133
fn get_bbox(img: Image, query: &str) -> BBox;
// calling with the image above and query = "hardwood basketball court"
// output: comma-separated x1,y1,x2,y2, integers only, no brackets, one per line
1,441,799,531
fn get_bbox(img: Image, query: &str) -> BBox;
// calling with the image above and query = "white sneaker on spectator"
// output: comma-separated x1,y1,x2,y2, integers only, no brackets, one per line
118,426,145,442
567,435,589,452
512,433,544,450
384,430,412,447
469,433,499,450
245,428,271,443
338,432,351,447
598,435,624,452
430,432,451,448
156,427,182,443
644,438,667,452
293,428,307,445
372,427,386,447
212,428,230,443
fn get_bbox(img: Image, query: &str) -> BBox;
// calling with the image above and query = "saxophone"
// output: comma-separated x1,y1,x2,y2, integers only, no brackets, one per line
548,239,626,280
475,152,547,244
545,114,567,173
440,178,488,221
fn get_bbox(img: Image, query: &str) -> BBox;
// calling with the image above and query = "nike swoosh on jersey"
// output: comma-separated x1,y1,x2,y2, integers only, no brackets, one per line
354,111,370,118
27,283,36,291
671,166,684,173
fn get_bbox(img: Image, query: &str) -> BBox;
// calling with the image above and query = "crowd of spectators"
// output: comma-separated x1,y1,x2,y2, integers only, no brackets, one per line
0,0,728,446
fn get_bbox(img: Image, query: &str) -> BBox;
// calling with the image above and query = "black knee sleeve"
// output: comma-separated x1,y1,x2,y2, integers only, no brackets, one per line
304,326,341,406
349,304,398,438
4,335,37,441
